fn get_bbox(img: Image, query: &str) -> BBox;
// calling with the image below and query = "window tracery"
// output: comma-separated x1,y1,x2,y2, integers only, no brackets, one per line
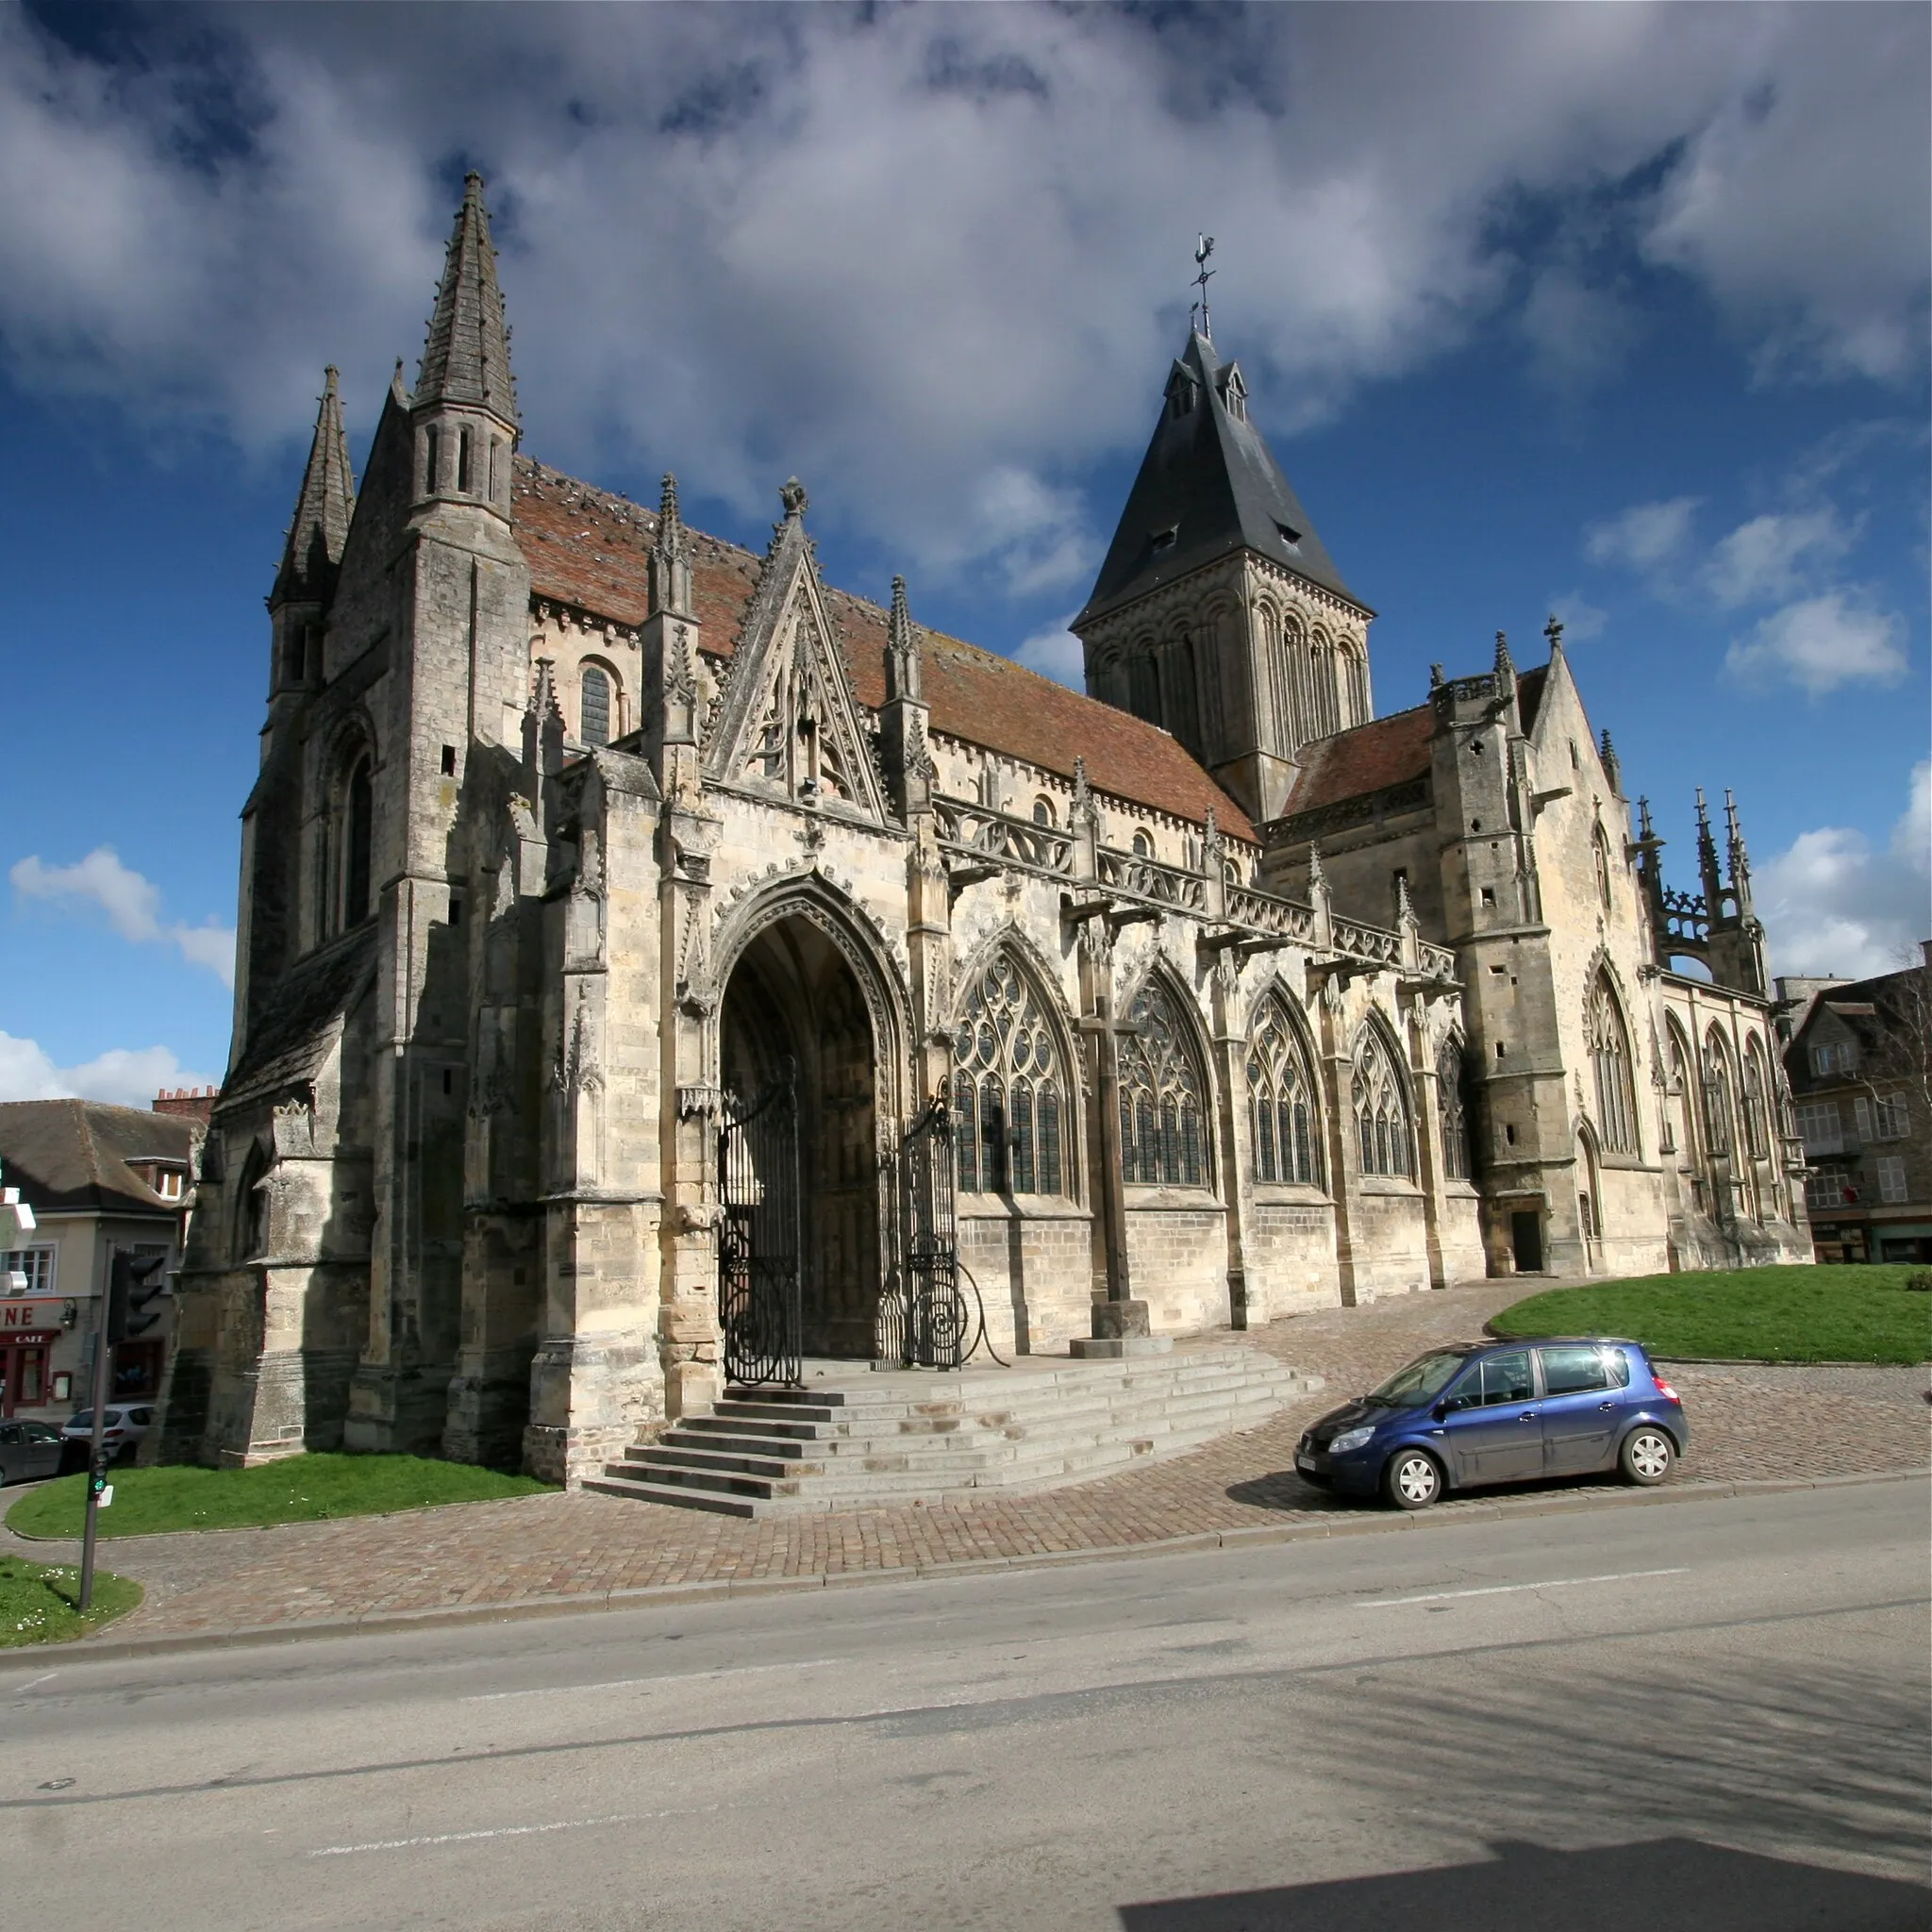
1352,1028,1411,1178
951,954,1066,1197
1587,974,1637,1154
1702,1029,1737,1158
1120,978,1208,1188
1248,998,1321,1186
580,664,612,747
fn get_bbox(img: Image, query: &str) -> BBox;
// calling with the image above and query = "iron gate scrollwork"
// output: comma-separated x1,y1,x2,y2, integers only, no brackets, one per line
878,1092,979,1370
719,1061,803,1387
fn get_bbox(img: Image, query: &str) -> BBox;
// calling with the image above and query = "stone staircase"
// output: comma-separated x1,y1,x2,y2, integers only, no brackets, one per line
583,1344,1324,1517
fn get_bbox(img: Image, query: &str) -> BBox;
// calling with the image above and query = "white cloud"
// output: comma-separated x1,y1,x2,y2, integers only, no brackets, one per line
0,4,1921,588
1723,591,1908,695
1585,497,1701,573
1757,760,1931,977
1703,506,1856,608
9,845,237,987
1013,613,1085,690
0,1032,219,1108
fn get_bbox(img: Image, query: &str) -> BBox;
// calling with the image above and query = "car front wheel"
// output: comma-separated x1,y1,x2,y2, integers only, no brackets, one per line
1383,1448,1443,1510
1619,1426,1674,1486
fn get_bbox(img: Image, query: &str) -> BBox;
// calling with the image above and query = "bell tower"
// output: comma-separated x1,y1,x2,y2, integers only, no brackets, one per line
1072,325,1374,824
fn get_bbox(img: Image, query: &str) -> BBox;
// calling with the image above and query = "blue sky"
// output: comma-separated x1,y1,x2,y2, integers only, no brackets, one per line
1,1,1926,1103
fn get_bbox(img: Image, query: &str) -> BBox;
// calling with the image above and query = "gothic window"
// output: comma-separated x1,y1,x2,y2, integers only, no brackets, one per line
1164,636,1202,753
1663,1021,1691,1159
1310,633,1341,738
234,1145,271,1263
1131,829,1155,858
1702,1029,1737,1158
951,954,1067,1197
1130,650,1162,726
580,665,612,748
1352,1027,1412,1178
342,755,374,927
1248,998,1322,1186
1587,974,1637,1154
1340,643,1370,727
1222,366,1248,422
1438,1036,1473,1181
1119,978,1208,1188
1032,796,1056,828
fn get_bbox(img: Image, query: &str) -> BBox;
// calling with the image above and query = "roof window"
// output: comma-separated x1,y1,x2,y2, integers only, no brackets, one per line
1150,525,1178,553
1275,522,1301,549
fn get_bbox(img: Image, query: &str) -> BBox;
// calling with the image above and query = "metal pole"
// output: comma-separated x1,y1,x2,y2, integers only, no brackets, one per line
77,1243,114,1612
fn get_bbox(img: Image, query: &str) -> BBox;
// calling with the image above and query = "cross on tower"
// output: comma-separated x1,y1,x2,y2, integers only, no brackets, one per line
1191,234,1216,341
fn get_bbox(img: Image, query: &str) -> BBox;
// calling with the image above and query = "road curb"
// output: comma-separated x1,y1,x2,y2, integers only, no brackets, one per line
21,1464,1926,1667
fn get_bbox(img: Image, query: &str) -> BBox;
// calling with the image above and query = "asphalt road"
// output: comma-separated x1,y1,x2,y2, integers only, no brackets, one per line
4,1480,1926,1931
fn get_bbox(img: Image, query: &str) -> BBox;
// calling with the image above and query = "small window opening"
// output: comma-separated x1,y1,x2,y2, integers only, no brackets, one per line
447,894,462,927
1472,740,1486,756
458,428,473,494
1480,886,1496,907
1032,797,1055,828
581,666,612,748
1275,522,1300,548
1495,1041,1507,1058
1131,829,1154,858
488,438,499,500
1471,818,1483,832
441,744,457,775
441,1068,453,1096
424,427,441,495
1150,525,1178,553
1569,739,1579,770
1505,1123,1518,1146
1490,964,1506,976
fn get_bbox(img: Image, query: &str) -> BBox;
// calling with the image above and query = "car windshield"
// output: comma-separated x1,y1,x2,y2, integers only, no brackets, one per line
1365,1351,1469,1407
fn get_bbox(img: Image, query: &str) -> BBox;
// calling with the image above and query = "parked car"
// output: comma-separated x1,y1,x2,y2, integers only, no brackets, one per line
1295,1337,1688,1510
0,1420,68,1485
60,1405,156,1465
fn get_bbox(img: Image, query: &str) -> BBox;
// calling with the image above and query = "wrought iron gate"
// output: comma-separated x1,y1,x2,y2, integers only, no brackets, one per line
718,1061,802,1387
878,1093,971,1369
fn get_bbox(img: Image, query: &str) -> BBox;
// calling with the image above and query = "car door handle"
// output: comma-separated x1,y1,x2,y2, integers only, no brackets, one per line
1598,1402,1616,1412
1518,1410,1539,1421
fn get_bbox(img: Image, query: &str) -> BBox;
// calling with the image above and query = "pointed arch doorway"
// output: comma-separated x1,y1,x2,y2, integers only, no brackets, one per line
720,914,883,1360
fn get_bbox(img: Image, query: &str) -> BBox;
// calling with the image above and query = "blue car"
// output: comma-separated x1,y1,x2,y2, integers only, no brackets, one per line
1294,1337,1689,1510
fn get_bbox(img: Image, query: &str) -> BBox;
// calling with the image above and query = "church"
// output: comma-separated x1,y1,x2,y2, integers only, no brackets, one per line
159,177,1808,1483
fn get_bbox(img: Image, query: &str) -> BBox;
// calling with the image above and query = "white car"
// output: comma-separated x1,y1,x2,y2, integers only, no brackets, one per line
61,1406,155,1462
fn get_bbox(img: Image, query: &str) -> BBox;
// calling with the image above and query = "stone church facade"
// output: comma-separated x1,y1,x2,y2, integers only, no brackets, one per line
160,179,1808,1482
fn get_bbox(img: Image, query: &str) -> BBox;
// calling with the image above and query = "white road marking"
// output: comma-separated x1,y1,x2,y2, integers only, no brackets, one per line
463,1657,839,1703
6,1671,60,1693
310,1804,716,1857
1360,1567,1690,1608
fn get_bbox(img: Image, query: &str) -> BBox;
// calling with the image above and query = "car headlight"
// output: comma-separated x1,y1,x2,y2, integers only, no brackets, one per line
1327,1425,1375,1456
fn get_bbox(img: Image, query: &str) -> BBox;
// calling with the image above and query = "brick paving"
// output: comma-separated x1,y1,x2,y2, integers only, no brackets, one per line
6,1276,1925,1647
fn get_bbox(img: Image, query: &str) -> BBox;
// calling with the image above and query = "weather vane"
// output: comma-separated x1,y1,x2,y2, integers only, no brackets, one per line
1191,234,1216,341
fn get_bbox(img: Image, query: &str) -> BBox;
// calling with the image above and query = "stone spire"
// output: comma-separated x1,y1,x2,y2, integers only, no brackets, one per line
1724,788,1753,903
650,472,691,618
1695,787,1724,907
273,366,356,608
886,575,924,704
1493,628,1515,686
1599,727,1622,796
415,173,518,432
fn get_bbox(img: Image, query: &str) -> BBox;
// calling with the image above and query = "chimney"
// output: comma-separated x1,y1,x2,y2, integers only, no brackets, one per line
153,1085,219,1127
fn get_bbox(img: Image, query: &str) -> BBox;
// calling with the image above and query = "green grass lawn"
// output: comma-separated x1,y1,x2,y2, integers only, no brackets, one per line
5,1453,554,1541
1491,1264,1932,1364
0,1555,142,1645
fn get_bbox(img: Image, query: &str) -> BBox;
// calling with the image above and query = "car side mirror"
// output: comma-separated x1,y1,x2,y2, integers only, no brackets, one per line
1431,1402,1449,1423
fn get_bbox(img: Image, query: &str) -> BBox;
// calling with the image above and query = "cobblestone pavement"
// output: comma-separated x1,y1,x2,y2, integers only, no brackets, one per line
6,1277,1925,1646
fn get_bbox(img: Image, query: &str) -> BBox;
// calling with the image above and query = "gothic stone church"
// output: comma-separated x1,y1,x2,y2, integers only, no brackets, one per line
163,178,1809,1480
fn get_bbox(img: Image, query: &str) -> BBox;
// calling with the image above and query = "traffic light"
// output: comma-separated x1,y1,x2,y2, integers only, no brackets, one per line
107,1247,171,1342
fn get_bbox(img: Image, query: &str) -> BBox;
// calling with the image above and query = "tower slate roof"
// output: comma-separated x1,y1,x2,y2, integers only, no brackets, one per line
415,172,518,428
273,366,356,607
1075,329,1360,628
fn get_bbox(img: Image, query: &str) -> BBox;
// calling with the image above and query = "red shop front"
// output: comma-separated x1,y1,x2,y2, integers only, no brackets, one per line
0,1329,60,1419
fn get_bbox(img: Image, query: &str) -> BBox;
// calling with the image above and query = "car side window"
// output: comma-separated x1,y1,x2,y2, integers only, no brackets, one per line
1477,1351,1534,1406
1602,1348,1632,1389
1539,1344,1609,1396
0,1424,19,1444
129,1408,154,1424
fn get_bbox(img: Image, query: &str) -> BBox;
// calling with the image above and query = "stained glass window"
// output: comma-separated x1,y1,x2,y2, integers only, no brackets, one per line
1119,979,1208,1187
1247,997,1321,1186
1352,1029,1411,1178
1587,975,1637,1154
952,954,1066,1196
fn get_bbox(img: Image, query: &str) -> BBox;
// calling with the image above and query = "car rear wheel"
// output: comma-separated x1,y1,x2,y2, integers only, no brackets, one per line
1619,1426,1674,1486
1383,1448,1443,1511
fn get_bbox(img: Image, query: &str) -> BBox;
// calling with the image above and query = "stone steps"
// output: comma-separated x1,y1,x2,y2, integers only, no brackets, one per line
582,1344,1323,1518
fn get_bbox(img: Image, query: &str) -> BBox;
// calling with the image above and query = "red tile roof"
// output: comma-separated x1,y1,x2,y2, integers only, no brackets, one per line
1284,663,1554,819
511,459,1255,840
1288,705,1436,815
